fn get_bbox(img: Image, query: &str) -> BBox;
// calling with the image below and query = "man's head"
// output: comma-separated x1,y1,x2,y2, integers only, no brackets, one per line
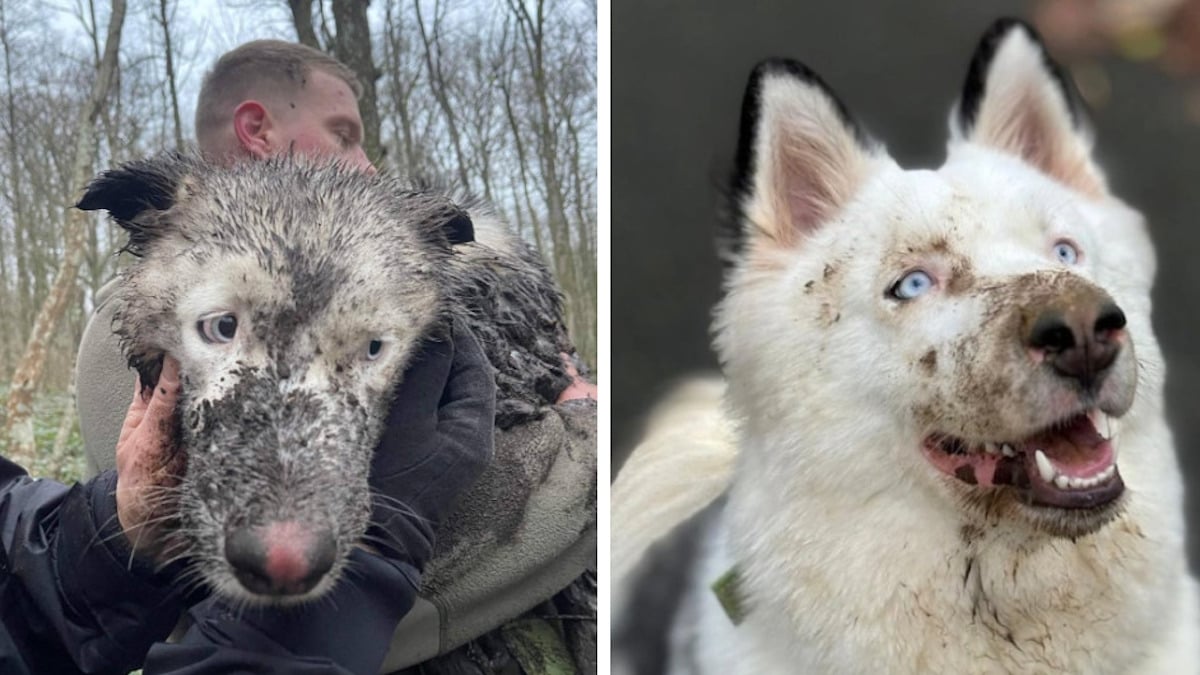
195,39,374,173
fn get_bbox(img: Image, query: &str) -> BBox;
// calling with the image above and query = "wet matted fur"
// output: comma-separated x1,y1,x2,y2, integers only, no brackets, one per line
77,152,575,604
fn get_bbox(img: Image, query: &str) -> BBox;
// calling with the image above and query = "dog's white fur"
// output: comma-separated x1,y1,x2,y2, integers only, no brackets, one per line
611,376,733,583
616,24,1198,674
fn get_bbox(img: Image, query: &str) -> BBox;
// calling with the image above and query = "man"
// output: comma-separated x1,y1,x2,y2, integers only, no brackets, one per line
0,39,585,674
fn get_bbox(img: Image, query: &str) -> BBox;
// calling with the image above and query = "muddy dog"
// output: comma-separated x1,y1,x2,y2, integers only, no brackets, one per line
76,152,580,606
615,19,1198,674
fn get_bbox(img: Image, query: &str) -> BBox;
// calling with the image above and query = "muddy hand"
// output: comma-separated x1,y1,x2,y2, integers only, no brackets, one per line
116,355,186,560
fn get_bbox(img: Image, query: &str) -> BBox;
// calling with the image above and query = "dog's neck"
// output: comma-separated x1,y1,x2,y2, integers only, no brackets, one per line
722,415,1189,673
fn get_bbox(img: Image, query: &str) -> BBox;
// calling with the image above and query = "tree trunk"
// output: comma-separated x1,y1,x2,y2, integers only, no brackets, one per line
2,0,126,465
382,0,422,174
330,0,383,165
155,0,184,152
0,1,29,344
287,0,321,50
50,375,77,474
504,0,591,367
414,0,470,187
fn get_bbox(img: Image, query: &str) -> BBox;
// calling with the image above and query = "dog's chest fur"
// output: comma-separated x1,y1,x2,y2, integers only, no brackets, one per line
680,414,1194,675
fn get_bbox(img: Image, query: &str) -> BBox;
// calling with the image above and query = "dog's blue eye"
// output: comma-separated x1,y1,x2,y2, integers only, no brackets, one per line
890,270,934,300
1053,240,1079,265
198,314,238,344
366,339,384,361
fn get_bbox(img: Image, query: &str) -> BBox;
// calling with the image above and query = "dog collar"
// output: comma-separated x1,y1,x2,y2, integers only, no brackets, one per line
711,566,748,625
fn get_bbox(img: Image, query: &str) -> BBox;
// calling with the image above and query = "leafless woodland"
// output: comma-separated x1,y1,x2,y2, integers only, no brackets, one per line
0,0,597,473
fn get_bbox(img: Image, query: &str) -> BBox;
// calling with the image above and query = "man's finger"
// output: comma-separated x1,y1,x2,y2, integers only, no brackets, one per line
145,356,182,419
118,379,151,444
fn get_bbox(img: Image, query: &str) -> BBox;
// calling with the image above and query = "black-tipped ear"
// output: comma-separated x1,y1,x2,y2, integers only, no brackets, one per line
951,19,1105,196
722,58,882,264
955,19,1085,135
443,210,475,244
77,154,193,255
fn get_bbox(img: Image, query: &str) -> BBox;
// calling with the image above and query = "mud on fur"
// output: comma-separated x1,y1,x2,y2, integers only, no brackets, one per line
78,153,574,604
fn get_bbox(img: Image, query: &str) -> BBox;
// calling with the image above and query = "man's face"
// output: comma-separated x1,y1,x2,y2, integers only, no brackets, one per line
269,68,374,174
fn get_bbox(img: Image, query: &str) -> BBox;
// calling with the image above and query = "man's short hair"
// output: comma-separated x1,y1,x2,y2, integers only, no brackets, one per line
195,39,362,147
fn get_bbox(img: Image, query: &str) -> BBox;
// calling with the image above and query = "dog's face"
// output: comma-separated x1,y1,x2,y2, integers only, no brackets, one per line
717,22,1158,538
80,156,461,602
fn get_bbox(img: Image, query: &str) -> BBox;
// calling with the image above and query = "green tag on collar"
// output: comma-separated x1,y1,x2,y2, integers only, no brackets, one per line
710,566,747,626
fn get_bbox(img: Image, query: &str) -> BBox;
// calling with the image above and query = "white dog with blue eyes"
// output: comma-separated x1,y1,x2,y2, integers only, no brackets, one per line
614,18,1199,674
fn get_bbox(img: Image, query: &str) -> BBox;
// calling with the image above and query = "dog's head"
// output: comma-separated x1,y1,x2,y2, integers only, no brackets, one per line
79,154,468,602
718,20,1159,539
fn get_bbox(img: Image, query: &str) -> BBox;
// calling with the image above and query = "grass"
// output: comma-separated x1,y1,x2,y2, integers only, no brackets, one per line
0,386,87,485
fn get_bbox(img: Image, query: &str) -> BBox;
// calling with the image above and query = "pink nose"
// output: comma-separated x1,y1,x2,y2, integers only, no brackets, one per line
225,521,336,596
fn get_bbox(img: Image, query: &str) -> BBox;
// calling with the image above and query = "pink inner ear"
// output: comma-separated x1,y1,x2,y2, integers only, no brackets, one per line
772,131,856,248
971,61,1106,199
997,90,1101,198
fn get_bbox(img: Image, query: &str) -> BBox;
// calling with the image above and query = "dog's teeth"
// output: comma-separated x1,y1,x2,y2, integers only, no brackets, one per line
1054,474,1070,489
984,443,999,455
1001,443,1016,457
1035,450,1056,483
1099,465,1115,481
1069,476,1085,489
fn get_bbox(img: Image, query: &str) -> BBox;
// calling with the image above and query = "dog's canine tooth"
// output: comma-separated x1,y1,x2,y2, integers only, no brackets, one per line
1001,443,1016,458
1035,449,1055,483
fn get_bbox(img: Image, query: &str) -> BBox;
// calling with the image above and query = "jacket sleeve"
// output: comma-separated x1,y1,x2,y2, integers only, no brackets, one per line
0,458,185,674
143,549,419,675
368,317,497,569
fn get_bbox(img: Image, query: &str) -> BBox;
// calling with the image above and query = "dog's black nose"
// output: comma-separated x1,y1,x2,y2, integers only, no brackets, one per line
1026,301,1125,391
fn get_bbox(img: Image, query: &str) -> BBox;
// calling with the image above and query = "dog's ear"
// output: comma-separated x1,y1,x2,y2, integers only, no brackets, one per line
76,153,195,256
724,59,883,261
443,210,475,245
950,19,1104,196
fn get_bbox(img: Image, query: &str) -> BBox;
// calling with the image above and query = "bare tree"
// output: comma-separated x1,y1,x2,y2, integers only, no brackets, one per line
287,0,320,49
330,0,382,163
0,0,29,363
286,0,383,163
153,0,185,151
502,0,594,365
2,0,127,464
412,0,469,187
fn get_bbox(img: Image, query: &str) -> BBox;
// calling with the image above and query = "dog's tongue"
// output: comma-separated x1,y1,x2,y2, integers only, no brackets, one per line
1023,414,1110,477
923,413,1124,509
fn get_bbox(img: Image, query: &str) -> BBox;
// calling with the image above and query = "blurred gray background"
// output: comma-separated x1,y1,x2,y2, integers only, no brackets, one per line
612,0,1200,572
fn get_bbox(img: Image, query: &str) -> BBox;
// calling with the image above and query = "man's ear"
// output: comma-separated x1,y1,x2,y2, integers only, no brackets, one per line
723,59,884,263
233,100,274,159
77,153,197,257
950,18,1105,196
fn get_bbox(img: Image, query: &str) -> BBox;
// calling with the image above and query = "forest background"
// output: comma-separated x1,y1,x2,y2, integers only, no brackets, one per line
0,0,597,480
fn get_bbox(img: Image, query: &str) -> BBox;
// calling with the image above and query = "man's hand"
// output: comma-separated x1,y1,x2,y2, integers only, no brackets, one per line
115,356,185,560
557,352,597,403
369,321,496,569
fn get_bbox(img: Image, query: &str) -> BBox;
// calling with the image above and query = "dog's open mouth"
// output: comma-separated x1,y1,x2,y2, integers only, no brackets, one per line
921,411,1124,510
